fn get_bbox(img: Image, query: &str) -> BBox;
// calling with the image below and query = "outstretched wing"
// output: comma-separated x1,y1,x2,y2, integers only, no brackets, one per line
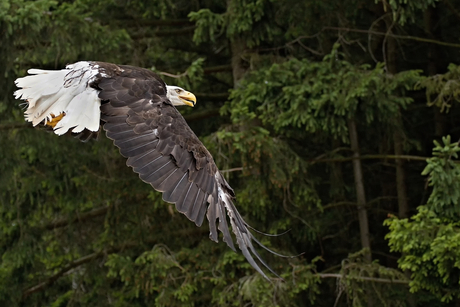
14,61,278,279
97,65,278,279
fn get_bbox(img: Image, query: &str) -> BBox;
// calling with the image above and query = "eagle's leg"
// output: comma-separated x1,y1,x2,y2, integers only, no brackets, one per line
45,112,66,128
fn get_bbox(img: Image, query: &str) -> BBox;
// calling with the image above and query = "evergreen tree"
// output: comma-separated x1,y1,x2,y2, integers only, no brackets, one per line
2,0,460,306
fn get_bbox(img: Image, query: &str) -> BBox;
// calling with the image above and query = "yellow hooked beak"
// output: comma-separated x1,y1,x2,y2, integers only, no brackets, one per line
179,91,196,107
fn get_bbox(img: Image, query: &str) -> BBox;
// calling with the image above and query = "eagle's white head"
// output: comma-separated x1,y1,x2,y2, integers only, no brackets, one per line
166,85,196,107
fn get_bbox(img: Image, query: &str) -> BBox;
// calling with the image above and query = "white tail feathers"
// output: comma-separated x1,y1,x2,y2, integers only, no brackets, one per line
14,62,101,135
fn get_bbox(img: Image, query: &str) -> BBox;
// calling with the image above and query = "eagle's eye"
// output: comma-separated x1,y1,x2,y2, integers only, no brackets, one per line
175,89,182,94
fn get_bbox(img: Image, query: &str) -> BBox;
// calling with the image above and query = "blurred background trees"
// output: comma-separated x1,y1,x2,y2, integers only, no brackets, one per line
2,0,460,306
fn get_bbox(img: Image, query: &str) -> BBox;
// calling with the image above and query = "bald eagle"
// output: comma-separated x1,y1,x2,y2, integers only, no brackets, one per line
14,61,279,279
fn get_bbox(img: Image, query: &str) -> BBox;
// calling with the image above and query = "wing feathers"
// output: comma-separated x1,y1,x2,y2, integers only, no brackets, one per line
120,138,159,157
100,67,278,279
16,61,280,279
156,138,175,155
151,165,180,192
136,154,167,176
175,181,194,212
180,183,200,220
187,189,205,223
174,181,193,212
128,149,162,169
216,181,279,280
114,132,158,157
163,172,188,202
194,192,208,227
104,121,133,134
207,195,219,242
141,160,175,184
216,197,236,252
106,128,134,139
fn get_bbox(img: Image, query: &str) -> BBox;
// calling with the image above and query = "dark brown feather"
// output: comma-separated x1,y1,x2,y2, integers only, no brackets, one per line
87,61,276,279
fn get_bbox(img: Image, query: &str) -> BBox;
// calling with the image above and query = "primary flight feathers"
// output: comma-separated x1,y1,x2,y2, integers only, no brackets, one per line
14,61,279,279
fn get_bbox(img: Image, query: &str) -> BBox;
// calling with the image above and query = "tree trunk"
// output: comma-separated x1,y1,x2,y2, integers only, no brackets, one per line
330,139,345,201
393,130,409,218
424,7,446,139
385,12,415,307
348,119,372,262
229,37,247,87
384,17,410,219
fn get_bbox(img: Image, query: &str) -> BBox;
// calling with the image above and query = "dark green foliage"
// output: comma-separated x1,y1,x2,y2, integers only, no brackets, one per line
386,136,460,302
226,47,421,141
417,64,460,112
3,0,460,306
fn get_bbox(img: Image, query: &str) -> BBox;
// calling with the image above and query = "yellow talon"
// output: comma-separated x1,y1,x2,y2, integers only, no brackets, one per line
46,112,66,128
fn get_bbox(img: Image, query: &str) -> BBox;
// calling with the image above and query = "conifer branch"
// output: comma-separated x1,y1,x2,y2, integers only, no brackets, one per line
22,229,208,298
22,246,126,298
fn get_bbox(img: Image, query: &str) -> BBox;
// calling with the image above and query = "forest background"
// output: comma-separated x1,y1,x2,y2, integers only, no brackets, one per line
1,0,460,306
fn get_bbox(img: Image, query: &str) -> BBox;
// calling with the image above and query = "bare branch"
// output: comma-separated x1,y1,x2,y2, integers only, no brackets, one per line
183,108,221,122
443,0,460,21
44,206,110,230
22,228,208,298
159,65,233,79
23,249,109,297
0,123,29,130
130,26,195,39
309,154,429,164
317,273,410,285
220,167,244,173
323,26,460,49
159,71,188,79
195,93,229,100
203,65,232,74
255,33,323,55
115,19,193,27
